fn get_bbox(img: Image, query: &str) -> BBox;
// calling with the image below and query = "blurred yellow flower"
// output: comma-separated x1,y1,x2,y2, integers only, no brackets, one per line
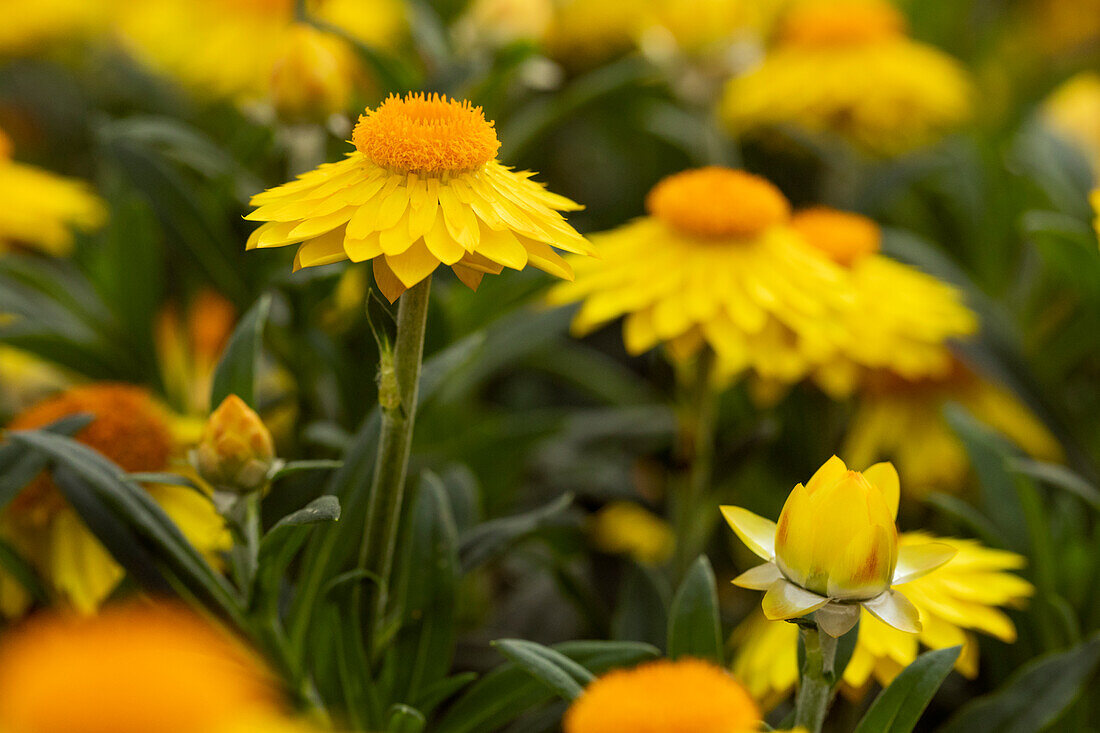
270,24,365,124
1,384,230,616
0,128,106,256
1092,189,1100,242
1042,72,1100,177
640,0,782,55
155,289,237,416
732,533,1033,706
722,456,955,637
247,92,592,301
456,0,554,48
842,364,1063,497
548,167,856,385
0,0,107,54
194,395,277,495
720,0,972,154
0,602,302,733
590,501,675,565
1024,0,1100,56
563,658,773,733
543,0,643,68
790,207,977,396
0,347,72,417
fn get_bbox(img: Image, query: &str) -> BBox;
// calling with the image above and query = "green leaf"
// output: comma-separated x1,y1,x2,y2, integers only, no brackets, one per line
386,704,426,733
0,538,48,605
458,492,573,573
854,646,960,733
612,563,670,651
937,634,1100,733
210,294,270,409
667,555,723,665
491,639,594,702
255,496,342,606
434,641,659,733
269,460,344,481
0,413,93,512
1011,459,1100,512
411,672,477,716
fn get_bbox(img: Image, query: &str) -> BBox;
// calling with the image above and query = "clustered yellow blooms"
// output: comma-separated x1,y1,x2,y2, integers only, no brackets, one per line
722,456,956,637
247,92,593,301
0,128,106,256
843,364,1063,497
721,0,972,154
732,533,1034,706
0,602,320,733
194,395,278,495
790,207,977,396
563,658,801,733
0,384,229,616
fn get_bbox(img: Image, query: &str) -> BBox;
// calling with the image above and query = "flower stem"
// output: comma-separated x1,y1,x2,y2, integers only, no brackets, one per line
357,275,431,649
673,346,718,576
795,621,839,733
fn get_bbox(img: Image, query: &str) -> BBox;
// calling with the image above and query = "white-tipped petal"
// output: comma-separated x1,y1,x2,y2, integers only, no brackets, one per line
733,562,782,591
892,542,957,585
814,603,861,638
863,590,922,633
762,578,829,621
720,506,777,561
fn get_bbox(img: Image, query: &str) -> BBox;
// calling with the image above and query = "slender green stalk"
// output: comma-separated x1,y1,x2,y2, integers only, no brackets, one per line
357,276,432,647
672,346,718,575
795,621,839,733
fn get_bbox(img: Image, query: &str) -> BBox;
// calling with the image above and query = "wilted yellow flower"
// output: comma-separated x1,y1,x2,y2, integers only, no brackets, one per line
194,395,277,495
843,364,1063,497
790,207,977,396
0,602,297,733
1,384,229,616
0,128,106,256
721,456,956,637
590,501,675,565
563,658,773,733
247,92,592,301
1042,72,1100,177
548,167,856,385
155,289,237,416
732,533,1033,706
0,0,107,54
720,0,972,154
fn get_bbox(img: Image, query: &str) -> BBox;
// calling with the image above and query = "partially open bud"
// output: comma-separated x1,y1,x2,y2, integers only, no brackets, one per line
774,456,899,601
194,395,276,495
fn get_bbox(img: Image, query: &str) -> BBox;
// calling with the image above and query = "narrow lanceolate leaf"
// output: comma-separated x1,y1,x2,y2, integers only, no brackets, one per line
210,293,270,409
937,634,1100,733
491,639,595,703
667,555,724,665
458,492,574,573
854,646,960,733
0,413,93,512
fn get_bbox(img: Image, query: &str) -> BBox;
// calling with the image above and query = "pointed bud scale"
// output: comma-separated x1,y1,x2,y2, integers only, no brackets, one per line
194,395,276,495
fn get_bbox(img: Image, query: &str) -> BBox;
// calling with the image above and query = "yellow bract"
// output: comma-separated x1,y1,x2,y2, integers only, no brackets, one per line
248,93,592,302
774,457,899,600
194,395,277,495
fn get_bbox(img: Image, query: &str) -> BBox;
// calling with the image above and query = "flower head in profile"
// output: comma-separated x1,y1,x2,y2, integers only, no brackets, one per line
721,456,956,637
548,167,856,385
0,128,106,256
843,364,1063,498
564,657,794,733
0,602,312,733
732,533,1033,706
720,0,972,154
248,92,592,301
789,207,977,397
1,384,229,616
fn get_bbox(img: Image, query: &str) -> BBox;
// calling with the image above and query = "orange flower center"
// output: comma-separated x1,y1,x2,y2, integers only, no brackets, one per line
779,1,907,47
5,385,175,525
791,206,881,266
352,92,501,174
646,167,791,239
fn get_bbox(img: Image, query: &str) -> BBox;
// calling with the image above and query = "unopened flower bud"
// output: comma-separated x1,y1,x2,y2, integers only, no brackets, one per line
195,394,276,494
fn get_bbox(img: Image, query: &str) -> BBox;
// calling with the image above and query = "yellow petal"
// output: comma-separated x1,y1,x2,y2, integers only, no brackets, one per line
863,461,900,519
373,256,406,302
762,578,829,620
385,239,441,288
475,226,528,270
452,264,484,291
863,590,922,633
293,228,348,271
806,455,848,494
720,505,777,560
344,230,384,262
733,562,783,590
892,542,957,585
423,213,465,265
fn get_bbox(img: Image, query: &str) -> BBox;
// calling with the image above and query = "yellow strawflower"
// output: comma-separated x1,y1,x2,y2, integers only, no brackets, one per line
732,533,1033,705
790,207,977,396
0,128,106,256
589,501,675,565
720,0,972,154
564,658,793,733
455,0,554,48
194,395,277,495
270,23,365,124
0,0,107,54
547,167,857,385
542,0,644,68
721,456,956,637
0,384,230,616
1042,72,1100,178
155,289,237,416
0,602,316,733
247,92,592,301
843,365,1063,497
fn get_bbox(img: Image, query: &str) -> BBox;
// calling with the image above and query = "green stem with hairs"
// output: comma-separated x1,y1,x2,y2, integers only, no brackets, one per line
795,620,839,733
